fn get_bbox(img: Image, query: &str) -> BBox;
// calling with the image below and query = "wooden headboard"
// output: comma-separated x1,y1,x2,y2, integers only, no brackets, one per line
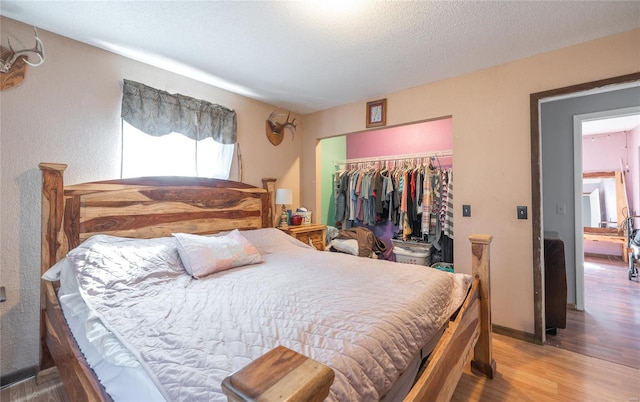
39,163,269,274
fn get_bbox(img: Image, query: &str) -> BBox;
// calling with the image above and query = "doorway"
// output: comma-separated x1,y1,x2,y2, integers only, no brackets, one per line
574,108,640,310
542,108,640,369
530,72,640,345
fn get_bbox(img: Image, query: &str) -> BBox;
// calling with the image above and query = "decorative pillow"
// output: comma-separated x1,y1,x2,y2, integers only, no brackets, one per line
173,230,263,278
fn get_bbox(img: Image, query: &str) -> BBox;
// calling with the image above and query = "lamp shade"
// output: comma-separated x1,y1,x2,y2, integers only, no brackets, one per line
275,188,292,205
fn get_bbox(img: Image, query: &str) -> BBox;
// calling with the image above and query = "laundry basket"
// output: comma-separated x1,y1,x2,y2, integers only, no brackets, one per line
394,246,430,266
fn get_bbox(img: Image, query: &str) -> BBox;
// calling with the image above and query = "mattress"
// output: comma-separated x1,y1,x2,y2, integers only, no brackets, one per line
48,228,471,401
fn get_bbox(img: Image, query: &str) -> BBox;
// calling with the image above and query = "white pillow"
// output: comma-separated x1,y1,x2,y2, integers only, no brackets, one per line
173,230,263,278
330,238,359,256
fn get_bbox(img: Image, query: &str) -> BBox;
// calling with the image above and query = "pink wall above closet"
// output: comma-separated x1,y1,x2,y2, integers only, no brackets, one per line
346,117,452,159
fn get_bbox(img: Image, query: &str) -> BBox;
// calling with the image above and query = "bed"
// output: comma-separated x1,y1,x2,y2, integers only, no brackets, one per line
37,162,495,401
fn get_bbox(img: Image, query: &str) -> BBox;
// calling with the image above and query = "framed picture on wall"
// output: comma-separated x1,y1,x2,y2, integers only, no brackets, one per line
366,99,386,128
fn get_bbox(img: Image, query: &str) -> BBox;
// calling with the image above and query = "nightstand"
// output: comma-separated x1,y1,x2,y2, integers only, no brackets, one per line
281,224,327,251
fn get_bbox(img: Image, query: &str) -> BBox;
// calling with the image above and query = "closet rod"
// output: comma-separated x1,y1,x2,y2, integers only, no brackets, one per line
334,149,453,166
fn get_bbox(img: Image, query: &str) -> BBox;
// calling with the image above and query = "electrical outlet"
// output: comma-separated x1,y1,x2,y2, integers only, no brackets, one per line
517,206,528,220
462,204,471,217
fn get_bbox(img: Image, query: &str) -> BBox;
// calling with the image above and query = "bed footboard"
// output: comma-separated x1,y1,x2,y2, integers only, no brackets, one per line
404,234,495,401
403,279,480,401
225,234,495,402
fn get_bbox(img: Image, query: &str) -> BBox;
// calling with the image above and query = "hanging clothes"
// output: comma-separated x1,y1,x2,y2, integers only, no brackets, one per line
333,155,453,247
444,168,454,238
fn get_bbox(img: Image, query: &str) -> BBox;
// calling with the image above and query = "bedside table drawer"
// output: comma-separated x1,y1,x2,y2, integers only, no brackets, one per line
297,231,324,250
281,224,326,251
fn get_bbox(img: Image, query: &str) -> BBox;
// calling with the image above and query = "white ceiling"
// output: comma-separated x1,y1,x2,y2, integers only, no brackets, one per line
1,1,639,114
582,114,640,136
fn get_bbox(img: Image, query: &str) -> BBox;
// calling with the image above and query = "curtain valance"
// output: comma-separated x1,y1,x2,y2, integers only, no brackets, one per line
121,79,237,144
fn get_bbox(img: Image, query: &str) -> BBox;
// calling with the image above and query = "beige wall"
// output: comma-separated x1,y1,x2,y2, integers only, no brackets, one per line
0,17,302,376
302,29,640,335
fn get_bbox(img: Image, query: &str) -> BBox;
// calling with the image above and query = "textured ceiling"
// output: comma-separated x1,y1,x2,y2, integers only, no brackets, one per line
582,114,640,136
1,1,639,114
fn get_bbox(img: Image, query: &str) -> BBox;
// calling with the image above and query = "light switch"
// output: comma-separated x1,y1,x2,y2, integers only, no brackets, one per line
517,206,528,220
556,204,566,215
462,205,471,217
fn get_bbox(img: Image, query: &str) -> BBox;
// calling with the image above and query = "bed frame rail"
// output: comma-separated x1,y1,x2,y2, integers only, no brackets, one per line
404,234,495,401
42,281,113,401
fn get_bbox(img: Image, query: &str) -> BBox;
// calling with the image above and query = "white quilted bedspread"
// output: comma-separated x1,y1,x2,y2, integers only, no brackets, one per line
66,228,470,401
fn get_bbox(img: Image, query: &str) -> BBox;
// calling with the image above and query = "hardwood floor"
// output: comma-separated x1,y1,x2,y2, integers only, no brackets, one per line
545,254,640,369
452,333,640,401
3,333,639,402
0,373,69,402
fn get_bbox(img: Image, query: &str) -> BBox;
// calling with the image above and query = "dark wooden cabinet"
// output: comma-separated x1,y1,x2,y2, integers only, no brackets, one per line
544,236,567,333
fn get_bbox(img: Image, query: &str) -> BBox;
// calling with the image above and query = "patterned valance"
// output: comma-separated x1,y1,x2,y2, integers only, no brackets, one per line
121,79,237,144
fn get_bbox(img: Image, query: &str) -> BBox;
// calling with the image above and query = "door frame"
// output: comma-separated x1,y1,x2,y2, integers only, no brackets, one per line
529,72,640,344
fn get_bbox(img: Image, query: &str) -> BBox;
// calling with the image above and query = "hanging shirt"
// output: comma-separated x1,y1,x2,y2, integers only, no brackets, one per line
334,171,346,223
444,169,454,238
349,169,360,221
440,170,448,227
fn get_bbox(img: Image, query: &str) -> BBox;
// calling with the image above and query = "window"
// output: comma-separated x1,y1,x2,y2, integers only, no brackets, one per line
120,80,237,180
122,121,234,179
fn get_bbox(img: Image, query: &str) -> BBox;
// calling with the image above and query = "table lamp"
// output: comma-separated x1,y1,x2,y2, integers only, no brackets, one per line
275,188,292,228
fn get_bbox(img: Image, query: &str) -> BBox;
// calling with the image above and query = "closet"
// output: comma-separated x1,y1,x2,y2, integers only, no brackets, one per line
319,117,454,265
331,150,454,265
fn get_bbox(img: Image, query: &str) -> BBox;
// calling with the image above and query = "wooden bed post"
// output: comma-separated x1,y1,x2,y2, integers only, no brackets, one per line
262,178,276,228
38,163,67,376
469,234,496,379
39,163,67,274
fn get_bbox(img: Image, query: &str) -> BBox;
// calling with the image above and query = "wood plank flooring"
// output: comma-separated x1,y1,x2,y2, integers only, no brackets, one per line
3,333,639,402
452,333,640,401
0,373,69,402
545,255,640,369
